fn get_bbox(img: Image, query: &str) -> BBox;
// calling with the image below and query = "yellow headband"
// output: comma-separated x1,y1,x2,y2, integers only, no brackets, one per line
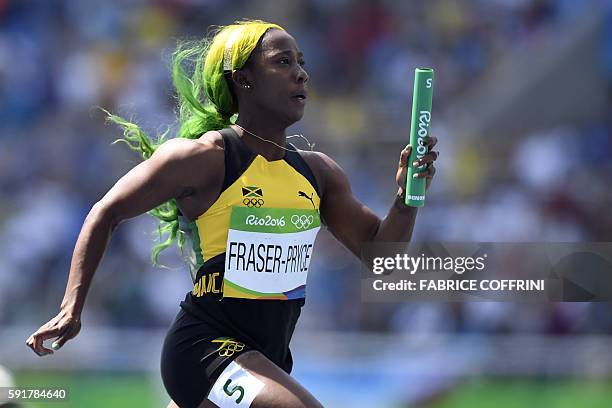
223,27,245,71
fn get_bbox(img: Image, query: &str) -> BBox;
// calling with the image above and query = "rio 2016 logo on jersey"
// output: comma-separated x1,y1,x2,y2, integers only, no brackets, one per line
242,186,264,208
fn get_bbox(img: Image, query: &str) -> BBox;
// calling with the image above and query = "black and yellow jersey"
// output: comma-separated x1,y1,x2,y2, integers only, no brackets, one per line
179,127,321,373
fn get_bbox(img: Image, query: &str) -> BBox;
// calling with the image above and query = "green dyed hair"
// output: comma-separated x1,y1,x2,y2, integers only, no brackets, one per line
106,19,284,265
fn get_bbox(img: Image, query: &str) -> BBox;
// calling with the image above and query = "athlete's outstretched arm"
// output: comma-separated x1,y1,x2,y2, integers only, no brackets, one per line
318,137,438,258
26,138,222,356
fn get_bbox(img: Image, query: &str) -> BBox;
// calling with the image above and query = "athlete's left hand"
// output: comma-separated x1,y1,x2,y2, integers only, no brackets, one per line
396,135,439,193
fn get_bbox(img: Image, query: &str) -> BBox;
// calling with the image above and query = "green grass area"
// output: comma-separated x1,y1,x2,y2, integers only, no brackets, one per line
13,371,160,408
429,378,612,408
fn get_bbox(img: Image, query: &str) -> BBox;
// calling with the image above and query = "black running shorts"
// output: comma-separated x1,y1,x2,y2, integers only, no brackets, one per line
161,308,254,408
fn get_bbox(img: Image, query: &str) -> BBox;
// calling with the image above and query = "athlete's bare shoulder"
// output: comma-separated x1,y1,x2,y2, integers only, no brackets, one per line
146,135,223,197
156,133,222,160
298,150,346,197
197,129,225,149
299,150,340,170
151,131,226,220
154,133,223,172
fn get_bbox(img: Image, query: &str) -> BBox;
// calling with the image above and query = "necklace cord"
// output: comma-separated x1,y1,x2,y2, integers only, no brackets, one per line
234,124,315,152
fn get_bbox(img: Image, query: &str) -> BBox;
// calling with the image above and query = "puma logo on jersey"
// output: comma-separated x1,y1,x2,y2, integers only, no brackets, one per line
298,191,315,209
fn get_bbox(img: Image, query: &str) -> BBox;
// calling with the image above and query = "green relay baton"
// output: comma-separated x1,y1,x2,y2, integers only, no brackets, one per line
405,68,434,207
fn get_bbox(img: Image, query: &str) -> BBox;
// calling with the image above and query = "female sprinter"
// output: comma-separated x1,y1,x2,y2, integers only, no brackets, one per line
26,20,438,408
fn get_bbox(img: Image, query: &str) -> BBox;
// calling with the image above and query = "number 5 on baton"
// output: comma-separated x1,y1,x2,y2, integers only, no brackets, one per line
405,68,434,207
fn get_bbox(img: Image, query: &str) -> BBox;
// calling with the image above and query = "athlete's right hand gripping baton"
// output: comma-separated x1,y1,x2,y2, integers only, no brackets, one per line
405,68,434,207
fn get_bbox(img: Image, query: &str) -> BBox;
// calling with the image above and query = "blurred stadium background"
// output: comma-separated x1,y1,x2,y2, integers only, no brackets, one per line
1,0,612,407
